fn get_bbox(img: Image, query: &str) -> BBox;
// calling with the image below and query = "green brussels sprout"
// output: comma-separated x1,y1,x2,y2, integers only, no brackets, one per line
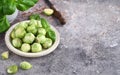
42,38,52,48
31,43,42,53
43,8,54,16
37,20,42,28
20,61,32,70
7,65,18,74
27,25,37,35
21,43,30,52
29,19,37,26
14,27,26,38
37,28,46,35
1,51,9,60
29,19,42,28
10,30,16,39
36,34,46,44
12,38,22,48
15,22,28,29
23,33,35,44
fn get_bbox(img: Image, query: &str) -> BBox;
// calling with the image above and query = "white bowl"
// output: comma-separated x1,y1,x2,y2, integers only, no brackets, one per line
5,20,60,57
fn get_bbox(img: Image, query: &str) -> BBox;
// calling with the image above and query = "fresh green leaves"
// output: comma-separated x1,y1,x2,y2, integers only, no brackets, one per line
0,0,38,15
3,0,16,15
41,18,50,29
0,16,10,33
0,0,38,33
16,0,38,11
41,18,56,42
29,14,41,20
46,29,56,42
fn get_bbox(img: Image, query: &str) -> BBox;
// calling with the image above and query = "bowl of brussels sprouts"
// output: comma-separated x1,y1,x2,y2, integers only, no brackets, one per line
5,19,60,57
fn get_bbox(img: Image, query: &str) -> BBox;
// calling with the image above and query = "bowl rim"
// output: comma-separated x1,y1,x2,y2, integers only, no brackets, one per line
5,20,60,57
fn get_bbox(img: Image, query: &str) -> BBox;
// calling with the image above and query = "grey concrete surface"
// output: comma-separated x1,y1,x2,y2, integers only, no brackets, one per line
1,0,120,75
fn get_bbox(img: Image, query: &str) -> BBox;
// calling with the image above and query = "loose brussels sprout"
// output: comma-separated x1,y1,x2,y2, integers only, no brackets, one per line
37,28,46,35
14,27,26,38
1,51,9,60
37,20,42,28
36,34,46,44
15,22,28,29
23,33,35,44
10,30,16,39
21,43,30,52
31,43,42,53
27,25,37,35
7,65,18,74
42,38,52,48
43,8,54,16
20,61,32,70
12,38,22,48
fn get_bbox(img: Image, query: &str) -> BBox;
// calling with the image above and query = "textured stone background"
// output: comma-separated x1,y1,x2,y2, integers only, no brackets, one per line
1,0,120,75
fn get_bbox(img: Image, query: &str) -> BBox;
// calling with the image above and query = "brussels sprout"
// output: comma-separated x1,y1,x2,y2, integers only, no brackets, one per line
10,30,16,39
19,22,28,29
15,22,28,29
1,51,9,60
14,27,26,38
37,28,46,35
43,38,52,48
21,43,30,52
27,25,37,35
29,19,37,26
36,34,46,44
20,61,32,70
12,38,22,48
23,33,35,44
43,8,54,16
37,20,42,28
31,43,42,53
7,65,18,74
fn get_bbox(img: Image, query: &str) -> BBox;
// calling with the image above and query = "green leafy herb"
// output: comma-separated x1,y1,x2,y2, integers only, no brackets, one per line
0,16,10,33
41,18,50,30
0,0,38,33
16,0,38,11
29,14,41,20
3,0,16,15
46,29,56,42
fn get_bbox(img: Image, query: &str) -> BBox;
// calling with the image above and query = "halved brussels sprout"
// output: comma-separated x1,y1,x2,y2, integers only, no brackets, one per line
1,51,9,60
20,61,32,70
14,27,26,38
7,65,18,74
43,8,54,16
23,33,35,44
21,43,30,52
12,38,22,48
37,28,46,35
36,34,46,44
42,38,52,48
31,43,42,53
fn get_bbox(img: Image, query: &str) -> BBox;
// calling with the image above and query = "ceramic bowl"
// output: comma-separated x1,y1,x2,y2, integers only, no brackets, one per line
5,20,60,57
